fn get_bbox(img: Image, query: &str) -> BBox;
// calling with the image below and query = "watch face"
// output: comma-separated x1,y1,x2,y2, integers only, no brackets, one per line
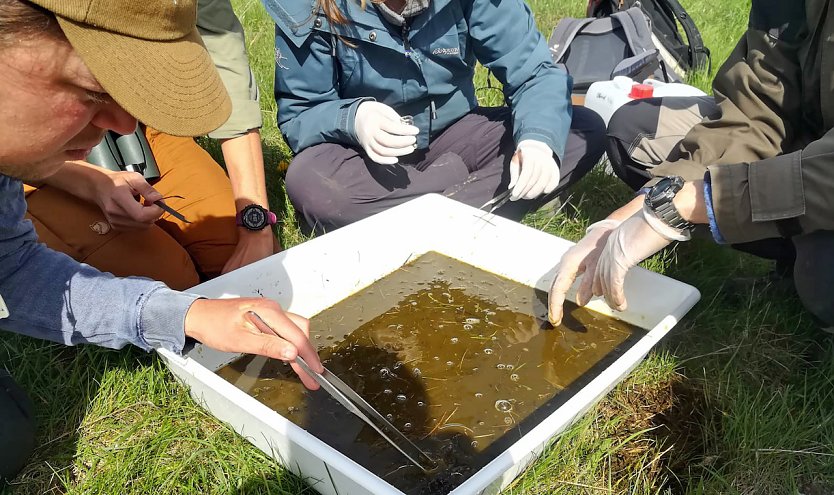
242,205,267,229
649,177,673,203
648,176,685,206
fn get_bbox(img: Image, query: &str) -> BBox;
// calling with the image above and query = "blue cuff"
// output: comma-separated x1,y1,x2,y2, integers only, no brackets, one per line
137,286,200,353
703,172,727,244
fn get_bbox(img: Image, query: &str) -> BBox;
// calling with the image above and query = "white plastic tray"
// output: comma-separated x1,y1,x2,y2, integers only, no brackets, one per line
158,193,700,495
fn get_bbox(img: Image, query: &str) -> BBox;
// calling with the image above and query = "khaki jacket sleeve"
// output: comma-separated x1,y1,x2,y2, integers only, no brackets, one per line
197,0,263,139
650,1,830,244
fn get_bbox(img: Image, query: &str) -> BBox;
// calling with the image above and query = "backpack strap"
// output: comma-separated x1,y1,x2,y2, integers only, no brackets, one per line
547,17,597,64
610,8,656,56
658,0,711,71
610,50,658,79
613,7,676,81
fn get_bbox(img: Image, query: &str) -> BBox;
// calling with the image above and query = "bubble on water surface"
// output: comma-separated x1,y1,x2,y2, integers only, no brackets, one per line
495,399,513,413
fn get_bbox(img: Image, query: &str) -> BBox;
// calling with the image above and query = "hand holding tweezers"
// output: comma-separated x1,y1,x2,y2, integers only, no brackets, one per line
246,311,437,473
294,356,438,473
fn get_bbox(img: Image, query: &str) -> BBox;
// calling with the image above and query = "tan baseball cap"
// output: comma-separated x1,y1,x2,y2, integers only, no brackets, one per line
30,0,232,137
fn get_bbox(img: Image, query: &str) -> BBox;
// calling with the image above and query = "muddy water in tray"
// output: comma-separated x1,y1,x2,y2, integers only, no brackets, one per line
217,251,645,494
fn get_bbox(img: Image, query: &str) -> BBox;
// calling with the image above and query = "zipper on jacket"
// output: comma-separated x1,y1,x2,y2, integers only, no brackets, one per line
430,100,437,120
402,22,412,58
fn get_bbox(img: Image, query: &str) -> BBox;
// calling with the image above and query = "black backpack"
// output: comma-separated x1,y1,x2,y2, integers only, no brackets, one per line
587,0,710,76
548,7,674,94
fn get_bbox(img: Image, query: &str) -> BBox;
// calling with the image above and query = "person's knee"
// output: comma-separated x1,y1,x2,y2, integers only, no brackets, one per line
0,372,35,482
607,98,654,138
605,99,662,190
575,106,607,165
793,231,834,326
83,229,200,290
285,147,355,233
562,106,606,185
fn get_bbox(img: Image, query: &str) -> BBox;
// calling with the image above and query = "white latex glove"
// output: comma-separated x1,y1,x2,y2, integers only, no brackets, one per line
592,208,687,312
509,139,560,201
354,101,419,165
547,218,622,326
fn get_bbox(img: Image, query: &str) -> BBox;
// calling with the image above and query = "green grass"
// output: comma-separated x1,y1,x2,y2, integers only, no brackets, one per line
3,0,834,493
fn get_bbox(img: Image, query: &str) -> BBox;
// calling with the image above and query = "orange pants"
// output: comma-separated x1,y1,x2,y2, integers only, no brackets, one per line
24,127,238,290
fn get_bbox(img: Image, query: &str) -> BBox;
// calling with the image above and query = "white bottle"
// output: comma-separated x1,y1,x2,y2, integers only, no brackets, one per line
584,76,707,126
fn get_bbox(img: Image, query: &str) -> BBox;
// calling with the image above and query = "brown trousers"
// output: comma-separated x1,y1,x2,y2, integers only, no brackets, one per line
23,127,238,290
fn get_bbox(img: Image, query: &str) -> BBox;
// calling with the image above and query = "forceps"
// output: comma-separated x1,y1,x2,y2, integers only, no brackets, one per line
477,189,512,217
154,197,191,224
247,312,438,473
478,149,521,218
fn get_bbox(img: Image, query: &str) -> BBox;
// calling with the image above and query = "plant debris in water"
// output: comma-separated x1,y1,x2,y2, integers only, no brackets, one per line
217,251,645,494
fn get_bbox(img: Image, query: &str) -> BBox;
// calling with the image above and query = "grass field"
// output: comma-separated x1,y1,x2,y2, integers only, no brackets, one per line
3,0,834,493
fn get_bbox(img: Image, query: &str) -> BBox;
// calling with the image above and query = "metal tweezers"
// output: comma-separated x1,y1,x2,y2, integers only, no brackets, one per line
154,199,191,224
246,312,437,473
294,356,438,472
478,189,512,217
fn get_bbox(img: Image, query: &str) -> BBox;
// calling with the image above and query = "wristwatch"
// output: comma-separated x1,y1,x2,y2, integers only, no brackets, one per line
235,204,278,231
644,176,695,233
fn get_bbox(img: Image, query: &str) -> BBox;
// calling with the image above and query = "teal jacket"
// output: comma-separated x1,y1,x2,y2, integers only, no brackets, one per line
263,0,573,158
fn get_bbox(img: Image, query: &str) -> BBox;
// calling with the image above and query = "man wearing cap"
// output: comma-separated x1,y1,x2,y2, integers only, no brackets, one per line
0,0,322,482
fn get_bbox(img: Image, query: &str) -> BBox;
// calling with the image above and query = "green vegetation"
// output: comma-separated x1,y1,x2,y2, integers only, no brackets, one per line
3,0,833,493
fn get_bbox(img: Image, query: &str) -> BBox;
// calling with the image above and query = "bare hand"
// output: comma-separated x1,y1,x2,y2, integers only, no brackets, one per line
184,298,323,390
221,230,281,275
92,171,164,230
547,219,622,326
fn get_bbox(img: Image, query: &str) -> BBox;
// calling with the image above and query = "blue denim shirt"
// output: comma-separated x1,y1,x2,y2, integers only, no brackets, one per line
0,175,196,352
265,0,573,156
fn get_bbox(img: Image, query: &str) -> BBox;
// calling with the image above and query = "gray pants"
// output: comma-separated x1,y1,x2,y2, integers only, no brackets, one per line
286,106,606,234
607,97,834,326
0,369,35,482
